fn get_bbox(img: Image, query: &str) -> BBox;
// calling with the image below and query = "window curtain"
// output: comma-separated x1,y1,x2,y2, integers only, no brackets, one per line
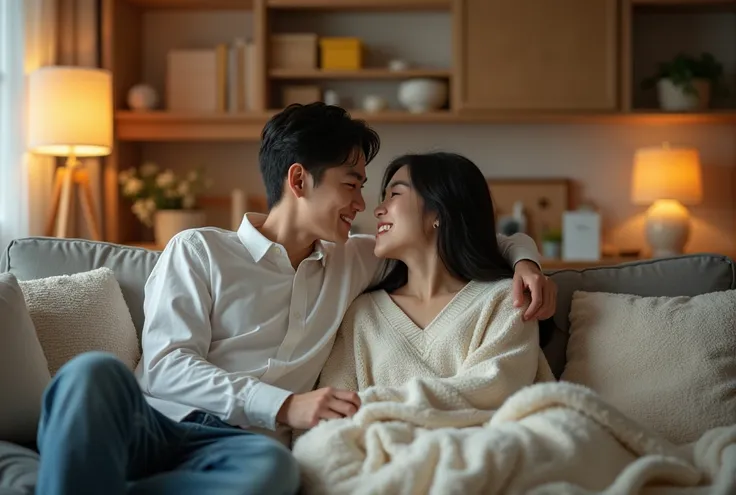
0,1,30,251
0,0,101,251
0,0,57,252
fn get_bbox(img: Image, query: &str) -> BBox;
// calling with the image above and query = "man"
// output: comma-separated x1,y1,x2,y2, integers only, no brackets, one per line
36,103,557,495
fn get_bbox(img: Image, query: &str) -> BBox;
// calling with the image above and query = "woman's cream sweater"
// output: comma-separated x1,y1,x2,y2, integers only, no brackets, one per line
317,278,554,412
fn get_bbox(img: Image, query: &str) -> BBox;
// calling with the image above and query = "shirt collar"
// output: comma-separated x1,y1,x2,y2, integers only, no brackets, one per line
237,213,328,266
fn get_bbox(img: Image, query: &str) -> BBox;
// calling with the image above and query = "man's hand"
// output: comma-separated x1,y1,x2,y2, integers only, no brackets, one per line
276,387,361,430
512,260,557,321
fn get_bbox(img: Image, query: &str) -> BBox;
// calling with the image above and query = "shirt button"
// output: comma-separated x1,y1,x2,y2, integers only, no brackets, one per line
294,312,301,319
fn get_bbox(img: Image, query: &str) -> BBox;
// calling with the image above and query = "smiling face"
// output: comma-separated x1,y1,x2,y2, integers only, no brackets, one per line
298,152,367,244
373,165,436,259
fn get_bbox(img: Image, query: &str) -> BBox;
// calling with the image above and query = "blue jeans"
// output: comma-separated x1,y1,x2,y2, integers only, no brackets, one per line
35,352,300,495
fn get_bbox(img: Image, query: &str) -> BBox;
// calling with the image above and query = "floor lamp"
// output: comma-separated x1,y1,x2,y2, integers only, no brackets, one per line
27,66,113,241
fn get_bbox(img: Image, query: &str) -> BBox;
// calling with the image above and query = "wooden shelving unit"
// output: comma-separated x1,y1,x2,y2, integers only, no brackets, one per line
124,0,254,8
268,68,452,80
266,0,450,10
115,110,736,142
101,0,736,246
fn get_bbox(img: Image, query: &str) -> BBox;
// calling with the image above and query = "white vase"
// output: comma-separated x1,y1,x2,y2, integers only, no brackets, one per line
657,78,710,112
154,209,206,247
398,78,448,113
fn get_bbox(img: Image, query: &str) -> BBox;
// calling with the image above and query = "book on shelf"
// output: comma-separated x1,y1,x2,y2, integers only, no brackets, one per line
166,38,257,114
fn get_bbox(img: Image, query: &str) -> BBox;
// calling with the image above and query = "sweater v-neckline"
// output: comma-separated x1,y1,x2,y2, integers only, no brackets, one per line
373,280,484,348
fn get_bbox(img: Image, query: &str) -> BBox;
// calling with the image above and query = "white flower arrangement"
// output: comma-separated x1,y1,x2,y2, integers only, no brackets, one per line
118,162,211,227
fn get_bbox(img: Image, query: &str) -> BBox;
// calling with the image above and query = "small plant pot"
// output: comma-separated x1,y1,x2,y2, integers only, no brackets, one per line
154,209,206,248
542,241,561,259
657,78,710,112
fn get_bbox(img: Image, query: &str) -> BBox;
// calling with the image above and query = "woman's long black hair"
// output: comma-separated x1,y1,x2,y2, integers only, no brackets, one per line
368,152,514,294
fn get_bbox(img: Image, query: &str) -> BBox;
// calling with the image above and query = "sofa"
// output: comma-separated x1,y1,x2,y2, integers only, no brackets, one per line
1,236,735,494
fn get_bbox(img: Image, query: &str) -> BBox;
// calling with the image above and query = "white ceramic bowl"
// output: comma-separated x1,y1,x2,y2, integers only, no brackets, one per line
398,78,448,113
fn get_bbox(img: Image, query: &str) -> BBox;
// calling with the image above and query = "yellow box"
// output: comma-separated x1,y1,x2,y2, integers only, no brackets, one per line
319,37,362,70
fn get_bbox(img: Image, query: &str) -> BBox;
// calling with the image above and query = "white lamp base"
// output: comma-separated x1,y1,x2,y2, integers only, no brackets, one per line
645,199,691,258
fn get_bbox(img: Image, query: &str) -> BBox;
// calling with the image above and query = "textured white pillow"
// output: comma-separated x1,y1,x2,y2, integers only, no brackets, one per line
0,273,51,443
19,267,141,376
561,289,736,445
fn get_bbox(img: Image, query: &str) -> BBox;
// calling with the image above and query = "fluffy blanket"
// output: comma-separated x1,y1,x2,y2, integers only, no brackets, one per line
292,381,736,494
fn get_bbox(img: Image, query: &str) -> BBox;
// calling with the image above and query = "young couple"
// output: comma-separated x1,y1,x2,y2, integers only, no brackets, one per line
35,103,558,495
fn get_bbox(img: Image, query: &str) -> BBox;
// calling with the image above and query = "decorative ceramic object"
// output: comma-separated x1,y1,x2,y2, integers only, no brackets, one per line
127,84,158,111
154,209,206,247
362,95,388,113
398,78,448,113
542,241,561,258
657,78,710,111
388,59,408,71
324,89,340,106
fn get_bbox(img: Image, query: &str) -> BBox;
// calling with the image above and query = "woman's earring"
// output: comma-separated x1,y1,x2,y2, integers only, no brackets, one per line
433,220,439,229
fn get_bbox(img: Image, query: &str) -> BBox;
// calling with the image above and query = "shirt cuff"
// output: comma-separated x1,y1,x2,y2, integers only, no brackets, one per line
245,381,293,431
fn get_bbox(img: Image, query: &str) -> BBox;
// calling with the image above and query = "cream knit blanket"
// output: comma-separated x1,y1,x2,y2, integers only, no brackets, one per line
292,280,735,494
292,381,736,495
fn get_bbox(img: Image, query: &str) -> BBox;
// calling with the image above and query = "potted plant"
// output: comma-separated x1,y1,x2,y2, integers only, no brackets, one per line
641,52,726,111
119,162,212,247
541,228,562,259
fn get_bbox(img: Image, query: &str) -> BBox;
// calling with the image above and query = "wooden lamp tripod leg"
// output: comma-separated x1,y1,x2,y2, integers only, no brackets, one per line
76,168,102,241
45,151,102,241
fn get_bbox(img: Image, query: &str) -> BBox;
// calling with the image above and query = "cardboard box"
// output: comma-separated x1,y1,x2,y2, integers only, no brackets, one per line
270,34,318,69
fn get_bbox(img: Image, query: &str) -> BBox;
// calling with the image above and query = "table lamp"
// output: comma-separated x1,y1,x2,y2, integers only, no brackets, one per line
631,143,702,257
27,66,113,240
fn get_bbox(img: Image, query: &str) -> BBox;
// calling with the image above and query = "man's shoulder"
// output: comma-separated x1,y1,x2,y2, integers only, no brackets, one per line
165,227,243,259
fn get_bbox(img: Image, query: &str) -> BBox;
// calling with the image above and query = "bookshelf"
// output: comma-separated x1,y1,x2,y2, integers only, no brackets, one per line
101,0,736,246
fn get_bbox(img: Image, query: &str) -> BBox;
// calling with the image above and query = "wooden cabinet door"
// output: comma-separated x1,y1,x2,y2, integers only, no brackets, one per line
456,0,618,111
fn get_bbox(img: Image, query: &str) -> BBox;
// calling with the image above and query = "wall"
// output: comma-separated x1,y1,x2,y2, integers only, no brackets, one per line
137,9,736,257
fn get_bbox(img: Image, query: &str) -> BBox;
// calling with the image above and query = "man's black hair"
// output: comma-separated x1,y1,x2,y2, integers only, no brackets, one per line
259,103,381,209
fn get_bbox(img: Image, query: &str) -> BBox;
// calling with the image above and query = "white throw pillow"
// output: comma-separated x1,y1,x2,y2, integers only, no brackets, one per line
561,289,736,445
0,273,51,444
19,267,141,376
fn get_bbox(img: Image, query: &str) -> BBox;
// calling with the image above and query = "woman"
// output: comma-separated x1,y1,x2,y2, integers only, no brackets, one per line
291,153,555,494
314,151,554,403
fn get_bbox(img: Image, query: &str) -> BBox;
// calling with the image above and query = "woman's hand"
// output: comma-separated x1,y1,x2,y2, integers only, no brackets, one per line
512,260,557,321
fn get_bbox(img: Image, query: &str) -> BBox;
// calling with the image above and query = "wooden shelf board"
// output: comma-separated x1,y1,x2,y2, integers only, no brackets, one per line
631,0,734,5
267,0,450,10
115,110,736,141
631,0,736,12
124,0,253,8
116,111,269,141
269,68,452,80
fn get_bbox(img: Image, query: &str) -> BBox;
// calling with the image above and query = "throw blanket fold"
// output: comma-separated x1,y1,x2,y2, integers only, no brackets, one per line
292,381,736,495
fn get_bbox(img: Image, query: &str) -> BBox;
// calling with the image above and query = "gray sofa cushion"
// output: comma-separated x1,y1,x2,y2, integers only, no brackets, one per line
1,238,159,338
543,254,735,377
0,274,50,445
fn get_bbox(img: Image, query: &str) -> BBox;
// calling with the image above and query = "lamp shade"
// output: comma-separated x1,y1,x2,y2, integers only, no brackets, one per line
631,145,703,205
27,66,113,157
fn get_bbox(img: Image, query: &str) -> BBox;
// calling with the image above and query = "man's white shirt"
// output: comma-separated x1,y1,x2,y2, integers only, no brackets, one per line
135,213,540,443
